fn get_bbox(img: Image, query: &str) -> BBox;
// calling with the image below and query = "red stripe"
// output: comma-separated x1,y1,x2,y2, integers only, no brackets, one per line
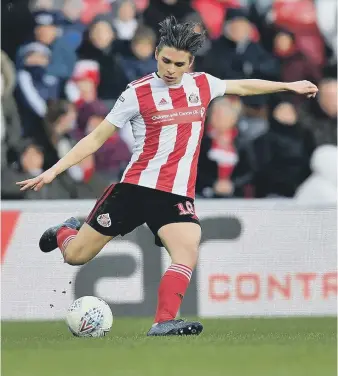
132,73,152,84
130,73,153,86
155,87,192,191
1,211,20,263
86,183,116,223
123,83,160,184
169,265,192,278
187,74,211,197
167,267,191,280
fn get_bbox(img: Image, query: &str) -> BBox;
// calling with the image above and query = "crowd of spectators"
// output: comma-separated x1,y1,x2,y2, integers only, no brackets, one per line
1,0,337,202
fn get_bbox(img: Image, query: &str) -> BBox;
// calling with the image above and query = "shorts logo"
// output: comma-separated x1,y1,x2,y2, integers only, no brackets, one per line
97,213,111,227
189,93,199,104
118,95,125,102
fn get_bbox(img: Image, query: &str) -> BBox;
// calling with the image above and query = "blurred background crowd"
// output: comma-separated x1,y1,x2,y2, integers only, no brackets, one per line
1,0,337,202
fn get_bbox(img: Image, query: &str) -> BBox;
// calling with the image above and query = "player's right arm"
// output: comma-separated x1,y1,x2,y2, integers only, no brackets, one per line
16,120,117,191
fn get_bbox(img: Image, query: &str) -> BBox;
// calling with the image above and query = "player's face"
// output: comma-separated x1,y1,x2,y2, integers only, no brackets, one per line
155,46,193,86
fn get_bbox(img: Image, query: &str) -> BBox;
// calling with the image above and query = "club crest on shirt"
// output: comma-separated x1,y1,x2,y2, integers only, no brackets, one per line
189,93,199,104
97,213,111,227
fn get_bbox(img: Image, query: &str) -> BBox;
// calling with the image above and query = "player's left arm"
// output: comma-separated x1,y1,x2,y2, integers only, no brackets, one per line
224,79,318,98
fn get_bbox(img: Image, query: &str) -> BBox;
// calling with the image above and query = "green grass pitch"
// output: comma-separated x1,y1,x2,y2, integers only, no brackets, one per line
2,317,337,376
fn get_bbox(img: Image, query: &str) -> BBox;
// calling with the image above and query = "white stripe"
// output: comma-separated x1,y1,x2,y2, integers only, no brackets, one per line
17,70,47,117
168,268,191,281
62,236,76,250
138,81,177,188
138,125,178,188
168,266,192,280
61,235,76,250
172,122,201,196
130,73,154,87
169,264,192,276
121,111,147,180
172,264,192,273
172,76,203,196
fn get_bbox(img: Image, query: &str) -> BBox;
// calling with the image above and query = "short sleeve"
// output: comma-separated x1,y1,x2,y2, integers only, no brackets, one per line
105,87,139,128
205,73,226,100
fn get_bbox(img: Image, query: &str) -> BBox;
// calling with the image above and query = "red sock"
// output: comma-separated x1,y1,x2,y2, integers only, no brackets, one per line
154,263,192,323
56,227,78,256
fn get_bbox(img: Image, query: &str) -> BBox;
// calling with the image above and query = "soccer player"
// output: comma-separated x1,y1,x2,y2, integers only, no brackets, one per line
17,16,318,336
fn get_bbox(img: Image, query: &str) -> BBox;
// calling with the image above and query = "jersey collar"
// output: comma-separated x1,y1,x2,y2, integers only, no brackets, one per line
153,72,185,88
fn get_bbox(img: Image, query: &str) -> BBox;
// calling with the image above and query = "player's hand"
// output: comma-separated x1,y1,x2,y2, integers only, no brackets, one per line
16,168,57,192
288,81,318,98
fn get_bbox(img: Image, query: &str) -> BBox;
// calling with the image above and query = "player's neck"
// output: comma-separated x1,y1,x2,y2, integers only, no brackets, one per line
155,71,183,87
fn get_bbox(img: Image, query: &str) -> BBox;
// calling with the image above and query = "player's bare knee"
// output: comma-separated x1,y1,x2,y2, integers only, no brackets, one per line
63,252,85,266
63,246,87,266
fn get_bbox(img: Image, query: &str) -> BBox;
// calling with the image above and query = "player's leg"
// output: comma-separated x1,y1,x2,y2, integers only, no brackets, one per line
39,216,113,266
39,183,144,265
56,222,113,265
39,183,117,265
145,194,203,336
149,222,202,336
158,221,201,269
155,222,201,324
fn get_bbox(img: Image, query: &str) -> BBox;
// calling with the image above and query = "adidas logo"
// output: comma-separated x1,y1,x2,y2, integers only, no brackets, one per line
158,98,168,106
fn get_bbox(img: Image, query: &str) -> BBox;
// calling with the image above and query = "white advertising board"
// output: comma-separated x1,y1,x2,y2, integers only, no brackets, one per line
1,200,337,320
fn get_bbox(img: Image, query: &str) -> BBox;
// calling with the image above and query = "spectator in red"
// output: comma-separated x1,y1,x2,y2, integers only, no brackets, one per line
81,0,112,25
197,97,240,198
272,27,322,104
263,0,325,69
65,60,100,108
191,0,242,39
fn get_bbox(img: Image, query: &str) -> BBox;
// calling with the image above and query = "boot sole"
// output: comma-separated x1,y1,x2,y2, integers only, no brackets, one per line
147,322,203,337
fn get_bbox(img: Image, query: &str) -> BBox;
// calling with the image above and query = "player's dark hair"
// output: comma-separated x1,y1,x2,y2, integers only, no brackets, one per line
157,16,206,57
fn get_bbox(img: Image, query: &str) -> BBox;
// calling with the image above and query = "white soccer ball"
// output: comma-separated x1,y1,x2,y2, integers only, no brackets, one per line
66,296,113,337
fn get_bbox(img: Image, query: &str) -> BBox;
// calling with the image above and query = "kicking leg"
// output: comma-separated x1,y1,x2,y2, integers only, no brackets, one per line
58,223,112,265
147,222,203,336
39,218,112,265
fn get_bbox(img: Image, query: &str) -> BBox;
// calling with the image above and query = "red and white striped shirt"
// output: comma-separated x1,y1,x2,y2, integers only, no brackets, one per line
106,72,226,198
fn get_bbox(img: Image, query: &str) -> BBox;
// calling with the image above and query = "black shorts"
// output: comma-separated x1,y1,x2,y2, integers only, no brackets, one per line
85,183,200,247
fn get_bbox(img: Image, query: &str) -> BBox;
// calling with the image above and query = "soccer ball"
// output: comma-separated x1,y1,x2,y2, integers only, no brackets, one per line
66,296,113,337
